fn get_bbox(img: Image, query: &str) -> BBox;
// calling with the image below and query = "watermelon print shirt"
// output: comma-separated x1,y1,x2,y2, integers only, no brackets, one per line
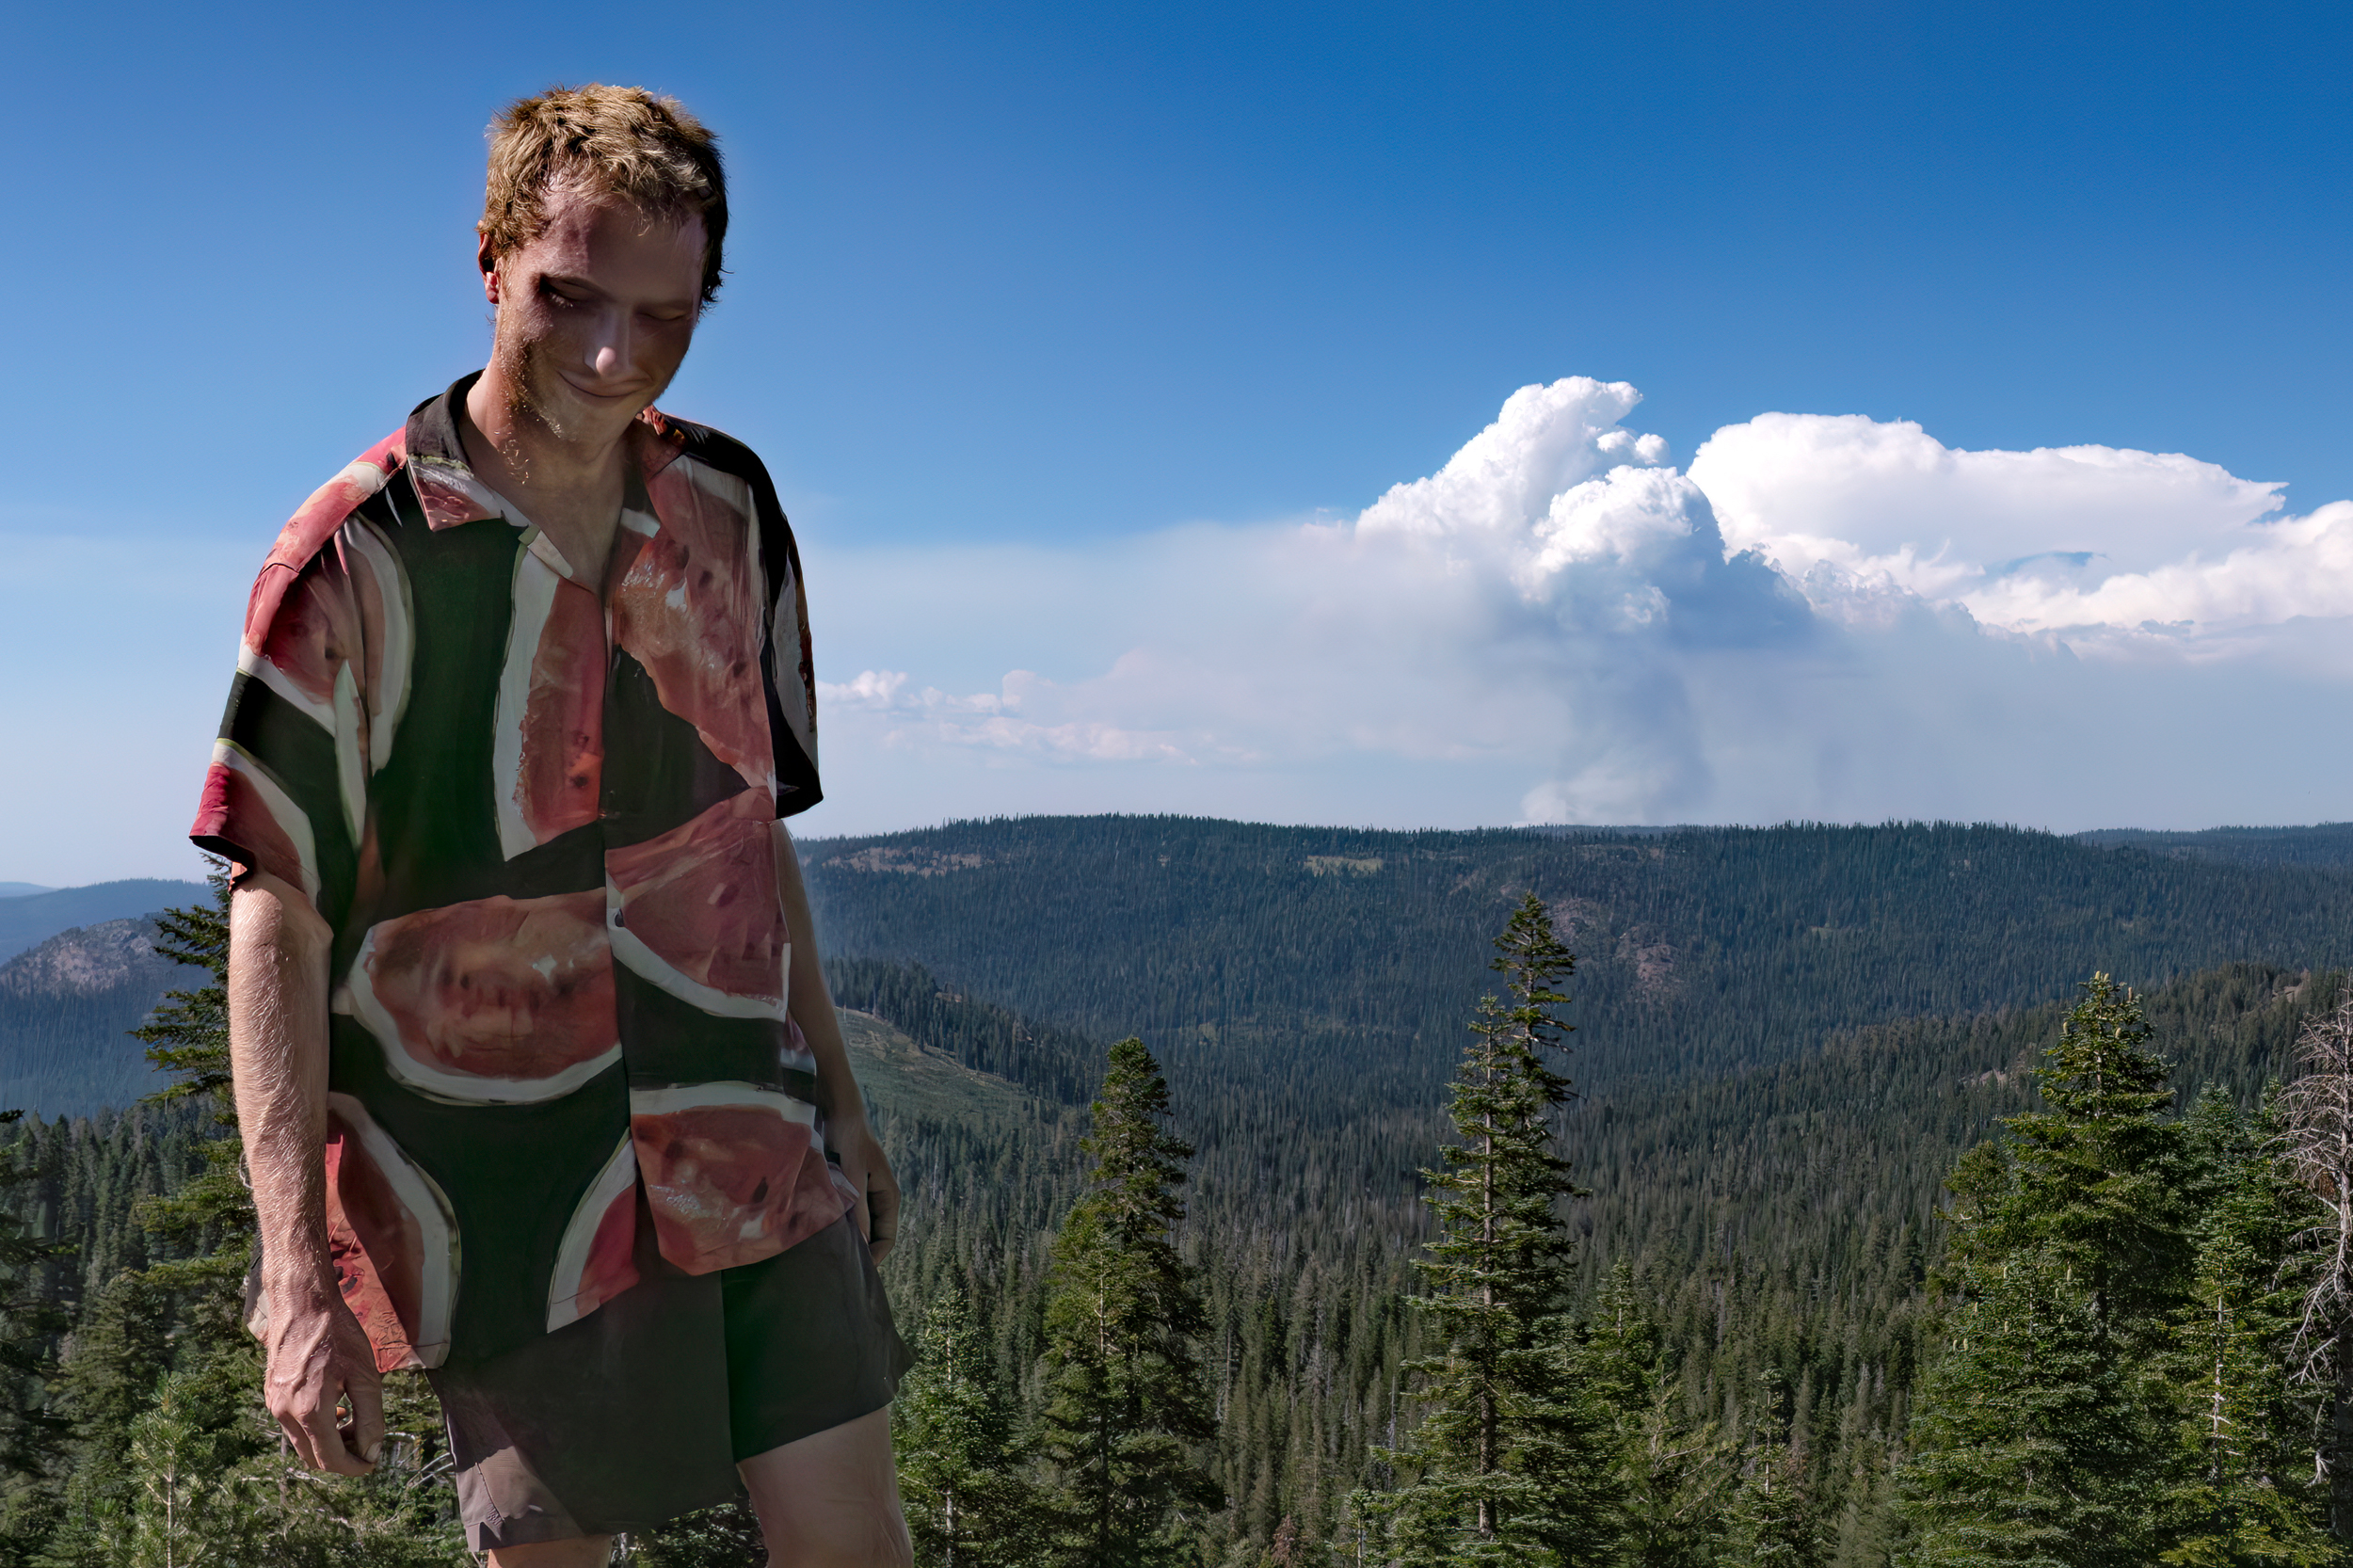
190,375,851,1372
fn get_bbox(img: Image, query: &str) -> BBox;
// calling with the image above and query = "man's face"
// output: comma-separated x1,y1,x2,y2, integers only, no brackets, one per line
483,184,708,443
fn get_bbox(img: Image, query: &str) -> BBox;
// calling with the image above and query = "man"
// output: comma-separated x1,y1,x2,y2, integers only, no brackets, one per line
190,86,913,1565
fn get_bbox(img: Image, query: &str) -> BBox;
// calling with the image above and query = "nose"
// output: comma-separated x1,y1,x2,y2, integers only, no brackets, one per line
591,308,631,380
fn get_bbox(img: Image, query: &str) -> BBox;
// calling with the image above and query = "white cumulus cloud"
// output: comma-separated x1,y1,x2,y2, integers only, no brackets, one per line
796,380,2353,838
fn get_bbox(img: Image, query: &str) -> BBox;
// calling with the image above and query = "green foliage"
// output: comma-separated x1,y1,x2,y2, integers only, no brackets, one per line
1583,1265,1730,1568
1897,979,2323,1567
2157,1091,2334,1566
1987,975,2190,1335
1358,894,1615,1568
1732,1372,1829,1568
898,1282,1038,1568
1901,1247,2163,1566
1039,1037,1223,1568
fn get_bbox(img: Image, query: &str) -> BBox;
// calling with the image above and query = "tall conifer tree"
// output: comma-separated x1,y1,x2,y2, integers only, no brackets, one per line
2158,1089,2331,1565
1039,1037,1222,1568
130,867,253,1399
1730,1372,1827,1568
1358,892,1615,1568
1901,974,2187,1566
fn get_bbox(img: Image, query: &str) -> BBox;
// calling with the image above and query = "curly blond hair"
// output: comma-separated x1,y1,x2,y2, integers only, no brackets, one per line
481,84,728,304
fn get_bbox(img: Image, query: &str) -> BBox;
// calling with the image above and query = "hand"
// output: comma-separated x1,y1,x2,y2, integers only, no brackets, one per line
262,1279,384,1475
829,1115,902,1262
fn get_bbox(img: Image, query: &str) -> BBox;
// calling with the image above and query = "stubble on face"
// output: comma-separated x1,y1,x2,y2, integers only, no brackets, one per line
488,312,604,488
470,188,707,500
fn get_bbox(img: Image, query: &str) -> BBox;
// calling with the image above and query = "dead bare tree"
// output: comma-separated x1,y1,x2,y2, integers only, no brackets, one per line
2277,993,2353,1541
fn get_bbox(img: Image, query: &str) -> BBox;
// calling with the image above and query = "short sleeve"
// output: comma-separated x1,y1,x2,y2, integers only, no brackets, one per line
766,529,822,817
190,546,374,920
742,452,821,818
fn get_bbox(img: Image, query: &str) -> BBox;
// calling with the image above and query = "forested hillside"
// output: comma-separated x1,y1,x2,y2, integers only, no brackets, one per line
3,821,2352,1563
2078,820,2353,869
809,820,2353,1560
0,921,202,1117
801,818,2353,1089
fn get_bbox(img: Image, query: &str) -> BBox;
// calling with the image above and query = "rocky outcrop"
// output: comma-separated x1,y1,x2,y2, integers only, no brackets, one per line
0,919,192,1000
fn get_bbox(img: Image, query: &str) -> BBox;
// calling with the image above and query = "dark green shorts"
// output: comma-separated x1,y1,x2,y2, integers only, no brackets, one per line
425,1199,908,1551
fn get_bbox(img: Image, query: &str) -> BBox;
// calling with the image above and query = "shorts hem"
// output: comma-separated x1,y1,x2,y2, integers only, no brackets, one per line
729,1383,900,1465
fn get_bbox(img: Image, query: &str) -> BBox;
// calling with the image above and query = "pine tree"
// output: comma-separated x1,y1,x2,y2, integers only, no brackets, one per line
129,866,256,1427
1584,1264,1730,1568
2158,1089,2332,1566
0,1111,74,1560
1729,1372,1826,1568
898,1281,1037,1568
1900,1247,2158,1567
119,1371,233,1568
1987,973,2191,1337
1900,974,2188,1566
1357,893,1616,1568
1039,1037,1222,1568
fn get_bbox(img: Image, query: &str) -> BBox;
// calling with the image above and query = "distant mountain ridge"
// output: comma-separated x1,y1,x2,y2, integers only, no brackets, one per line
0,881,206,963
2075,821,2353,869
798,816,2353,1096
8,816,2353,1118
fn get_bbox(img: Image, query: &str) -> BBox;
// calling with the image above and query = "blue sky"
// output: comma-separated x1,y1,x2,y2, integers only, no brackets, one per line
9,0,2353,883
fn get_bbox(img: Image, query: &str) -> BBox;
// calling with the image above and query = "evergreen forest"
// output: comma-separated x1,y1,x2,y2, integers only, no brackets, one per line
2,816,2353,1564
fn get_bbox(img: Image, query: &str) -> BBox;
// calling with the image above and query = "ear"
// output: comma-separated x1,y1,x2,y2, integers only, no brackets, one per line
476,230,502,305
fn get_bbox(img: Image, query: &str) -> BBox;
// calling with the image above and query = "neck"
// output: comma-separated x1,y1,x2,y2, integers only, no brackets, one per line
459,360,634,585
460,360,633,510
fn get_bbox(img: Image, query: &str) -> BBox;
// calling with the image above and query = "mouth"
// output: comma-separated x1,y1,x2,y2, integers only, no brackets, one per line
555,370,646,405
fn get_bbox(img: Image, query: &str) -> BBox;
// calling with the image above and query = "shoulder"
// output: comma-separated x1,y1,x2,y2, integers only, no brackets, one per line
647,414,783,508
640,411,803,567
260,428,408,579
243,429,408,650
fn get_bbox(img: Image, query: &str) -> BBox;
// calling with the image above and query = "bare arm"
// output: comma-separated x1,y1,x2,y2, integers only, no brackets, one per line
774,829,901,1261
228,870,383,1474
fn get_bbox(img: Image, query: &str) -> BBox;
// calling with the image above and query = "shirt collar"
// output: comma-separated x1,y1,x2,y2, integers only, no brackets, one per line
402,371,690,535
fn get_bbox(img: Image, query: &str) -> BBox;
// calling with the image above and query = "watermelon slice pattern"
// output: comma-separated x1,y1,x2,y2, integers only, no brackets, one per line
615,460,776,793
630,1083,853,1274
546,1133,642,1332
323,1094,459,1372
606,788,789,1019
491,545,607,858
343,890,621,1103
194,386,832,1362
343,519,414,774
197,741,320,903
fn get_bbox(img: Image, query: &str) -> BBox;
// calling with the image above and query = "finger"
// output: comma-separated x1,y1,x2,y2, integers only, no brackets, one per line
276,1405,326,1471
343,1376,386,1469
302,1399,371,1477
